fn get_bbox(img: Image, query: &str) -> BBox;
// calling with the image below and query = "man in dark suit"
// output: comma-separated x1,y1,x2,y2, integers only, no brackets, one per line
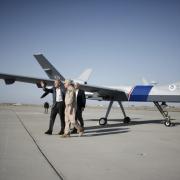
71,83,86,134
40,80,65,135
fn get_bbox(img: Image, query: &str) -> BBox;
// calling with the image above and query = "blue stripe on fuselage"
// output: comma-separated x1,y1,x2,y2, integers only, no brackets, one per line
129,85,153,101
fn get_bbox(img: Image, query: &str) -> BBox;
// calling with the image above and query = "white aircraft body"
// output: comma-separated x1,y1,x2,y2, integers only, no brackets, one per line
0,54,180,127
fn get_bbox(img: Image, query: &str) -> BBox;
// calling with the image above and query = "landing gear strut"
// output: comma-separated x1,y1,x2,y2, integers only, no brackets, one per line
99,101,131,126
154,101,173,127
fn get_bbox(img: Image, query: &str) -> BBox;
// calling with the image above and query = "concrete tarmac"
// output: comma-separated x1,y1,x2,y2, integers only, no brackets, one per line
0,105,180,180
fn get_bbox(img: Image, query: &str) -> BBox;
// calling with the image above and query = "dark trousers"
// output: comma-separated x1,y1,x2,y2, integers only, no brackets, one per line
48,102,65,132
75,107,84,127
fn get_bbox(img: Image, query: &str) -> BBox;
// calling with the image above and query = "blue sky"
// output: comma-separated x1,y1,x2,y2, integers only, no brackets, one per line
0,0,180,104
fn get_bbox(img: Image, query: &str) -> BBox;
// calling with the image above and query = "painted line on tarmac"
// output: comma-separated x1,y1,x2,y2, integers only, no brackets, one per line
11,109,65,180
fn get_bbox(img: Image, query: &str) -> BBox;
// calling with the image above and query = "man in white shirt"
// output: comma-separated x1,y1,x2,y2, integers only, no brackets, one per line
40,80,65,135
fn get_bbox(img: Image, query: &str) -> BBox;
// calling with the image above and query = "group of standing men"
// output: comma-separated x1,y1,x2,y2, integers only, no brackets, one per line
40,79,86,137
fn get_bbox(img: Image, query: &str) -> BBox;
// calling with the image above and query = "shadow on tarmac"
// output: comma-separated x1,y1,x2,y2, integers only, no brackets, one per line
51,118,180,137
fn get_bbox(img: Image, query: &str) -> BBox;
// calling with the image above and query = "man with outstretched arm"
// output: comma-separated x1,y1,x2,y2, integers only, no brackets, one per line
40,80,65,135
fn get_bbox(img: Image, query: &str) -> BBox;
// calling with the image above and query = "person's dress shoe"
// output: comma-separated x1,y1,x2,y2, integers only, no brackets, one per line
58,131,64,135
71,128,77,134
44,130,52,135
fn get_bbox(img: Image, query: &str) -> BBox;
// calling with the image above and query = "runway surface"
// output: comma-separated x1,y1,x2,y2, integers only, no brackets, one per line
0,105,180,180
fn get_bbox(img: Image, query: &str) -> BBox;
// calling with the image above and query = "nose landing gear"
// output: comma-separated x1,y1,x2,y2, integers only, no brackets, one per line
154,101,174,127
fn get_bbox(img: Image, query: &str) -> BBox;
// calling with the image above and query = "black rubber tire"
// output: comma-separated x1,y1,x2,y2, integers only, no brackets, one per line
164,120,171,127
99,118,107,126
123,117,131,124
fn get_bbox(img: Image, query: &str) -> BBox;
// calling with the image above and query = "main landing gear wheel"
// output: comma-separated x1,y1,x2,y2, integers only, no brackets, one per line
123,117,131,124
99,118,107,126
